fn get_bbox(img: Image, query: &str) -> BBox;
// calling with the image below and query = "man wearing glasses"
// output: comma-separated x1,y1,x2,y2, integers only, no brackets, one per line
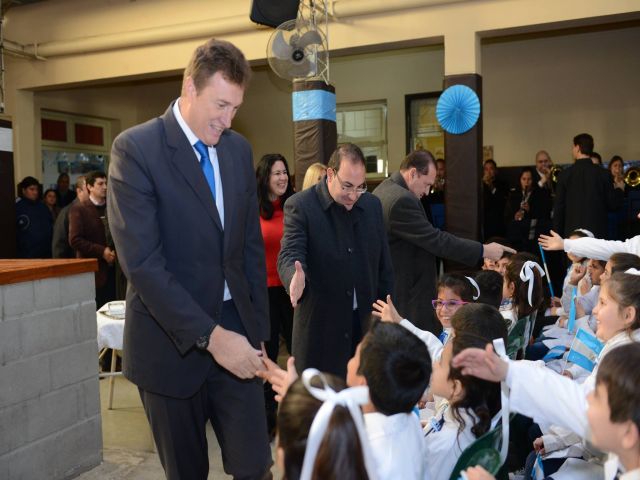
373,150,514,335
278,143,394,378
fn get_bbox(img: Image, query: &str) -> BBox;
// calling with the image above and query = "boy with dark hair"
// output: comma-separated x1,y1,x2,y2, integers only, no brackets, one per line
474,270,503,309
260,320,432,480
590,342,640,478
347,321,432,480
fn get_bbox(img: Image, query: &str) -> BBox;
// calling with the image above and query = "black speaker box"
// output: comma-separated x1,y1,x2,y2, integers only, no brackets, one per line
250,0,300,28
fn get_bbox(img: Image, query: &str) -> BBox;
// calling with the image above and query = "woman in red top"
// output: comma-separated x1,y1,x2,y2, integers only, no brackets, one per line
256,153,295,435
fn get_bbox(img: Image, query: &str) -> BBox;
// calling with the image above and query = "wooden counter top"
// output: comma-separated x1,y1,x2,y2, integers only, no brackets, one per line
0,259,98,286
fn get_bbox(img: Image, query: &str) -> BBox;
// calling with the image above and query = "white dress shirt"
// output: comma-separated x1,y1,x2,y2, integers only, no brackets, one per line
173,99,231,301
364,411,429,480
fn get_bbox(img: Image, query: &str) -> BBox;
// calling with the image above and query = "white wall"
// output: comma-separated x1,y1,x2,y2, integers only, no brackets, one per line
29,25,640,179
483,25,640,166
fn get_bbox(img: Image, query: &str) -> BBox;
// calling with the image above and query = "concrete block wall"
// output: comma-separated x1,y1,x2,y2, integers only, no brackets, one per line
0,272,102,479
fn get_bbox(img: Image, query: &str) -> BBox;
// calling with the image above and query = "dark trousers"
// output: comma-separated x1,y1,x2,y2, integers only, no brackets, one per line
263,286,293,436
264,286,293,360
95,265,116,309
138,301,272,480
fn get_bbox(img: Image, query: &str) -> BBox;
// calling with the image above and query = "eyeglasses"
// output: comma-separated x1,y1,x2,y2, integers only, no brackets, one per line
431,299,468,309
270,170,288,177
333,170,367,194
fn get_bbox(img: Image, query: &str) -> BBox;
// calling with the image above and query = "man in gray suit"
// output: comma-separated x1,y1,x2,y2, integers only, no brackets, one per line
107,39,271,479
278,143,394,378
373,150,513,333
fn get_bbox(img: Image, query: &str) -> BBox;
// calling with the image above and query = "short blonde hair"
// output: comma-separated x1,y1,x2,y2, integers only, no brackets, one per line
302,163,327,190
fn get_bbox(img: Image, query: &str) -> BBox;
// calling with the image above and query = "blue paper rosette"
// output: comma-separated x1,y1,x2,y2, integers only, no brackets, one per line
436,85,481,134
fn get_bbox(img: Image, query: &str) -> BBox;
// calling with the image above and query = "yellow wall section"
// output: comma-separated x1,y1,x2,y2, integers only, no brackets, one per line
4,0,640,181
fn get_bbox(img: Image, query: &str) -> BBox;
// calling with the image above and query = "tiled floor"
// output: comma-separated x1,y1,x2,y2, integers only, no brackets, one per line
77,375,278,479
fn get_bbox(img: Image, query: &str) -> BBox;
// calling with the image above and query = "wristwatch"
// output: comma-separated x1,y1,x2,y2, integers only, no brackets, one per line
195,325,215,350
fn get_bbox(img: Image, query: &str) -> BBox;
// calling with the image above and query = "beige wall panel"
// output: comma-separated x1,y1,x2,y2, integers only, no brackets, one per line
483,26,640,167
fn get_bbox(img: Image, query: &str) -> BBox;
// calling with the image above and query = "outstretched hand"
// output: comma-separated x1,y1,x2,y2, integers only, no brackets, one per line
451,343,509,383
372,295,402,323
482,242,516,261
257,354,298,403
289,261,306,307
539,230,565,251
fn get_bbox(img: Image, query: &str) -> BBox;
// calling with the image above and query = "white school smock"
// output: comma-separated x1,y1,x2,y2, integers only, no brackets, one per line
364,411,429,480
424,405,478,480
400,319,444,362
564,235,640,261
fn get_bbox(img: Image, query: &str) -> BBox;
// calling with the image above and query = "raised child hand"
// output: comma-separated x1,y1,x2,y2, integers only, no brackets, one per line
371,295,402,323
257,355,298,403
539,230,565,251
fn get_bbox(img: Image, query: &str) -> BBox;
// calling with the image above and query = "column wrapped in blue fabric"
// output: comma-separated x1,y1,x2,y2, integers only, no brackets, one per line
292,80,337,191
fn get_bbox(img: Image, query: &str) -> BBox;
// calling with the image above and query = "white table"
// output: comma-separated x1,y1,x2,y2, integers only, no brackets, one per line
97,303,125,409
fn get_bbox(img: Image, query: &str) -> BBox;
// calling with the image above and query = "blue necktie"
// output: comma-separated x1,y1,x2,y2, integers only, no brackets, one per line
438,330,448,345
194,140,216,201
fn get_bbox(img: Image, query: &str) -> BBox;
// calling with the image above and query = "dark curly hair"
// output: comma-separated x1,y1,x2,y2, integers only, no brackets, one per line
448,304,508,439
255,153,294,219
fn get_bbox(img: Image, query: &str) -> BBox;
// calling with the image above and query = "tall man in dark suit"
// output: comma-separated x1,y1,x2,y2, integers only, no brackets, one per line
107,39,271,480
554,133,624,239
278,143,394,378
373,150,514,333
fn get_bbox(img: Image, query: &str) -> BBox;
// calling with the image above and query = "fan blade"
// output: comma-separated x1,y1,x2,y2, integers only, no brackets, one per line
271,30,294,60
289,57,316,77
296,30,323,49
269,58,297,80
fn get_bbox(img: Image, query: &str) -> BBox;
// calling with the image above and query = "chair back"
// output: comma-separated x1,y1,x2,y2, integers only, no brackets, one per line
447,424,508,480
506,315,528,359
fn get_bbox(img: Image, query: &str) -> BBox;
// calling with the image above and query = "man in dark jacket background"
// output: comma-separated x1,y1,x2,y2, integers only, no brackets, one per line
373,150,514,333
553,133,624,238
15,176,52,258
52,175,88,259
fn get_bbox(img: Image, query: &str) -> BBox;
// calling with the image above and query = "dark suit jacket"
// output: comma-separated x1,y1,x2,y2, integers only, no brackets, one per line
373,172,483,333
553,158,624,238
277,180,393,378
68,198,109,288
52,200,76,259
107,104,268,399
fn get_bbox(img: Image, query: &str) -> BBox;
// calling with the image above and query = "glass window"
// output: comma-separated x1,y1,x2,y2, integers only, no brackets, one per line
336,101,387,177
41,110,111,189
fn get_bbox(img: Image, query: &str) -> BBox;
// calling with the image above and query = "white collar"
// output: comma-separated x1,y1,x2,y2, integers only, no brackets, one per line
364,411,418,437
172,98,202,147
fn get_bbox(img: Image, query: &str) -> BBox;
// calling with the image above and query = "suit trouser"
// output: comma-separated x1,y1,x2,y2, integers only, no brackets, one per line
138,301,272,480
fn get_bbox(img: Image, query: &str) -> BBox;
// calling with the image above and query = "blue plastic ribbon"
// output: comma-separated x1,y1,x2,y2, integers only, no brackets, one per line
567,287,578,334
292,90,336,122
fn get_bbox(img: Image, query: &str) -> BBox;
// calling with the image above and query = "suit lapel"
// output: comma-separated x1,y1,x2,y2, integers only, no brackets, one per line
162,106,223,231
216,135,235,252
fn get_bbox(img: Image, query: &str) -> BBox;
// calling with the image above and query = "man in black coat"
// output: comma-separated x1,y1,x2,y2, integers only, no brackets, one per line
15,176,52,258
554,133,624,239
52,175,88,259
278,143,394,378
373,150,514,333
482,159,509,240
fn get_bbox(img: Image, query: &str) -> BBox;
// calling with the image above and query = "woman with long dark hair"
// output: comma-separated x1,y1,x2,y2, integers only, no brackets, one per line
256,153,295,437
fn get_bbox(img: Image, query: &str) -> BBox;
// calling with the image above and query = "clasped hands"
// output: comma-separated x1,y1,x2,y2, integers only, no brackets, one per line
205,325,299,391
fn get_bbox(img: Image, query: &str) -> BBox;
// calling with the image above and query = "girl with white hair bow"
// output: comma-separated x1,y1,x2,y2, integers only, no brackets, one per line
500,257,545,329
276,368,378,480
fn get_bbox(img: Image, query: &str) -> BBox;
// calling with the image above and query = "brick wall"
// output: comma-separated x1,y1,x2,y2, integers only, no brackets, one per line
0,272,102,479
